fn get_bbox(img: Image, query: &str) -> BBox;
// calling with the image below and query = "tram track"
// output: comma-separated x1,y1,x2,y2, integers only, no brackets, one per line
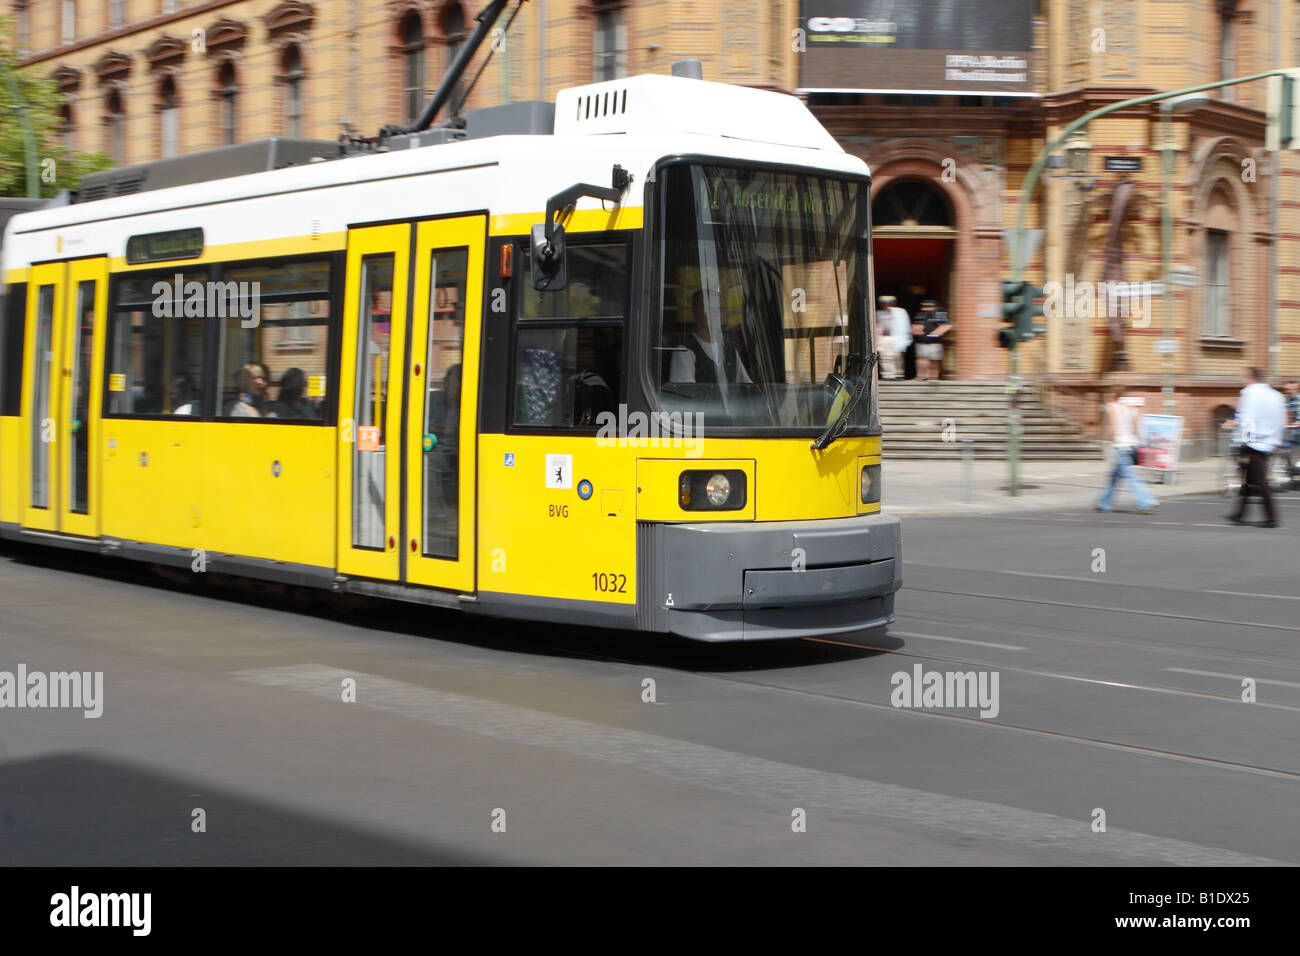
527,632,1300,780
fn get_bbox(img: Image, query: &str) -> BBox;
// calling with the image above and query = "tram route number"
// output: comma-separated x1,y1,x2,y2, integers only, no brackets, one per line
592,572,627,593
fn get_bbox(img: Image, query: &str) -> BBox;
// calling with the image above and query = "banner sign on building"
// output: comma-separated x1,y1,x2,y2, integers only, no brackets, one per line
799,1,1036,97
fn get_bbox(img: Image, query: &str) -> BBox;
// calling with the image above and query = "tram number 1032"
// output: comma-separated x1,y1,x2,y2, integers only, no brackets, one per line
592,572,628,594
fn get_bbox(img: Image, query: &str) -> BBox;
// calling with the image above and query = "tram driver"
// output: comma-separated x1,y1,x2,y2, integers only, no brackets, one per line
668,289,752,385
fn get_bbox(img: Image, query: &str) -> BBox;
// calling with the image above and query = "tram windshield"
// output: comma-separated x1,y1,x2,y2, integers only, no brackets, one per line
653,163,873,431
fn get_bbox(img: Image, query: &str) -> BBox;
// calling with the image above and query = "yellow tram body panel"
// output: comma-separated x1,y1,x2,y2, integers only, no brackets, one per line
476,433,881,605
0,415,18,526
99,420,336,567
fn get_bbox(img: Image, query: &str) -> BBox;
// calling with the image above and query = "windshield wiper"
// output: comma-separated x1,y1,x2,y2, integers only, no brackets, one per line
811,352,876,450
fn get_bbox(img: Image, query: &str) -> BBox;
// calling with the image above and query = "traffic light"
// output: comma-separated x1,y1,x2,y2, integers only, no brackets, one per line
999,279,1024,349
1021,284,1045,341
1000,279,1046,348
1267,69,1300,151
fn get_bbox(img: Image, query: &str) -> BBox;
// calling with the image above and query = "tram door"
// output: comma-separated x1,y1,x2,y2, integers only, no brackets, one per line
337,217,483,591
403,216,483,592
20,257,107,536
338,225,410,580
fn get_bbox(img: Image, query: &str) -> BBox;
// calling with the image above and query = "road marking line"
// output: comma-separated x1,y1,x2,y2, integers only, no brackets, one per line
1166,667,1300,689
886,630,1025,650
1206,589,1300,601
232,663,1287,866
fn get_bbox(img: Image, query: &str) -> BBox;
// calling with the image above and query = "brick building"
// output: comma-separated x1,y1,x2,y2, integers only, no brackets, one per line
13,0,1300,455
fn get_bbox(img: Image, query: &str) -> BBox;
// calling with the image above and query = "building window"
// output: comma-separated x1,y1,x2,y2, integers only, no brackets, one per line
440,2,467,111
110,0,125,29
62,0,76,44
159,76,179,158
16,2,30,55
593,1,627,82
1219,1,1236,102
401,12,425,125
105,87,125,162
217,60,238,146
1204,230,1230,337
281,44,304,137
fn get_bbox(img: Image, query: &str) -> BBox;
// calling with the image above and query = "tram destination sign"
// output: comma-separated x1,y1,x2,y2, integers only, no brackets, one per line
799,0,1036,97
126,227,204,264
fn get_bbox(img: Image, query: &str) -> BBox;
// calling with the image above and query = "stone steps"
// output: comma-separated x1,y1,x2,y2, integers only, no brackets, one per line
878,380,1101,460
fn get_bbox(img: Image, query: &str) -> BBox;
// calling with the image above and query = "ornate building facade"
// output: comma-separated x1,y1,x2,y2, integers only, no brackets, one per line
13,1,793,161
810,0,1299,454
13,0,1299,453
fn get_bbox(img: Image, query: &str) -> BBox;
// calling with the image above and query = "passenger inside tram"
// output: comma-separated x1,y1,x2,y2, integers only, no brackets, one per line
266,367,318,420
227,362,269,417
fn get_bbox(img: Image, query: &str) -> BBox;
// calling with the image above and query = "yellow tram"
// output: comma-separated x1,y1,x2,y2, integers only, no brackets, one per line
0,51,899,642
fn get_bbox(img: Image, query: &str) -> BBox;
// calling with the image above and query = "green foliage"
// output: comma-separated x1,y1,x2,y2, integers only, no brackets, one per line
0,19,113,198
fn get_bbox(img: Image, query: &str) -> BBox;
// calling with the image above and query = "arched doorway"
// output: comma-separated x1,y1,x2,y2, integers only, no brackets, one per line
871,179,956,378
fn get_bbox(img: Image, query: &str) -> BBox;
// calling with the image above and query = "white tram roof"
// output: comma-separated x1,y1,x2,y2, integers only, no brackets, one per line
4,75,869,270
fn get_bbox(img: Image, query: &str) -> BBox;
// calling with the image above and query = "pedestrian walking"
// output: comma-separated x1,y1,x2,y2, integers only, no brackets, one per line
875,294,911,380
1227,368,1286,528
1094,390,1158,513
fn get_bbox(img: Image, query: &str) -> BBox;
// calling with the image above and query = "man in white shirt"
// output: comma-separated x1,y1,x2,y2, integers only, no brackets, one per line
875,295,911,380
669,290,752,385
1228,367,1286,527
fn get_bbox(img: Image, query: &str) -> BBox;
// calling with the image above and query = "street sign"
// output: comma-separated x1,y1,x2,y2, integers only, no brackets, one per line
1154,338,1179,354
1104,156,1143,171
1002,228,1044,268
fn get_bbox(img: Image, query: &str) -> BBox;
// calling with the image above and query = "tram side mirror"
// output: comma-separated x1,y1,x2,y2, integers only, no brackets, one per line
531,222,566,291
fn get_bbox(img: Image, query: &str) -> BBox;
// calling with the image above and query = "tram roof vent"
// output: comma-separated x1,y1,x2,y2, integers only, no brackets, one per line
71,138,340,204
554,74,842,152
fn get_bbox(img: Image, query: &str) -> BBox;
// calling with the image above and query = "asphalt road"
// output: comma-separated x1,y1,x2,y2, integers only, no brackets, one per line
1,491,1297,865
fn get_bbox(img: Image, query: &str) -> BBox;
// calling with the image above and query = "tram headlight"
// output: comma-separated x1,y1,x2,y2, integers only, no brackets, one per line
677,469,746,511
705,473,731,506
860,463,881,504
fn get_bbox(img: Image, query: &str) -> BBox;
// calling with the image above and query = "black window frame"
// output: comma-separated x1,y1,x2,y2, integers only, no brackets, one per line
642,154,879,440
505,232,634,435
1,283,29,417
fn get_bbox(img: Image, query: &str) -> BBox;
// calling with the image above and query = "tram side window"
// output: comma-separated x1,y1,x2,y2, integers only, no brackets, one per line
512,241,627,428
215,257,333,421
106,272,208,416
1,284,28,416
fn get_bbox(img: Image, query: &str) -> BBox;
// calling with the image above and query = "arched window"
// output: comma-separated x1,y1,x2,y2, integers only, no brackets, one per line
871,179,955,228
400,11,425,125
1203,185,1235,338
158,75,179,158
217,60,238,146
105,87,125,162
281,44,305,137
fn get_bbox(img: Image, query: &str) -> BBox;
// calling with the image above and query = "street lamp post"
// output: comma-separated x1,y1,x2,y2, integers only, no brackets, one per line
1159,94,1211,418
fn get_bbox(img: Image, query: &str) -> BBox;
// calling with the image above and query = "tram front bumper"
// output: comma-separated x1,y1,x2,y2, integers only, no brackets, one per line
637,513,901,641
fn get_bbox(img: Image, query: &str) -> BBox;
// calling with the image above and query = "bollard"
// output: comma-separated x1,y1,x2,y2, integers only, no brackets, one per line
962,439,975,504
